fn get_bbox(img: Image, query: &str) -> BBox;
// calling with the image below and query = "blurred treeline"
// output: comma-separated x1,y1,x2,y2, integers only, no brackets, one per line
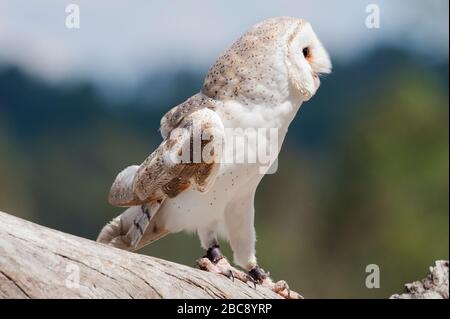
0,46,448,298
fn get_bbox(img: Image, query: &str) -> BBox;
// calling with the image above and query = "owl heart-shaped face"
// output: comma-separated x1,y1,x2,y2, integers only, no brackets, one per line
286,20,332,101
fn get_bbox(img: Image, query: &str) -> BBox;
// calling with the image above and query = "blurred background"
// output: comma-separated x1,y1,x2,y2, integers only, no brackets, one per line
0,0,448,298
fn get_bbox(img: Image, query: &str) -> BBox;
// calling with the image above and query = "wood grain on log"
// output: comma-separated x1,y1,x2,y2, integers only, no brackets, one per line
0,211,283,299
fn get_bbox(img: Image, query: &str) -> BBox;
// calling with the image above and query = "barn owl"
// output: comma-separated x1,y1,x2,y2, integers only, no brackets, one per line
97,16,331,299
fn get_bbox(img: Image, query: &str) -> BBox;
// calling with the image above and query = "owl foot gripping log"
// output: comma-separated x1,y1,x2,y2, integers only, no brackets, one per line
197,245,303,299
98,16,331,299
197,245,250,282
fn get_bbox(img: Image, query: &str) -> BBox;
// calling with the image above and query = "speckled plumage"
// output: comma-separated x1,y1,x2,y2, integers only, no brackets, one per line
98,17,331,288
203,17,297,105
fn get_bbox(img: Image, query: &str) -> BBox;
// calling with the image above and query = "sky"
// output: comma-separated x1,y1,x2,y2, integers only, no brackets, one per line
0,0,448,89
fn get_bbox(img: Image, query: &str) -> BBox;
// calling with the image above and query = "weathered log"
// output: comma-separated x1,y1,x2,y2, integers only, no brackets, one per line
390,260,449,299
0,211,283,299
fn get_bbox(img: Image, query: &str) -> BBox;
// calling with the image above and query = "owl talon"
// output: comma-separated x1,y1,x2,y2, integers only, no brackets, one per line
197,257,249,282
197,246,249,283
198,247,303,298
250,277,257,289
247,266,303,299
227,269,235,281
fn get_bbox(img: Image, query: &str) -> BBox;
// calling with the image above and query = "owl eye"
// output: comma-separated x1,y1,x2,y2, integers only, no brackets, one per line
302,47,310,58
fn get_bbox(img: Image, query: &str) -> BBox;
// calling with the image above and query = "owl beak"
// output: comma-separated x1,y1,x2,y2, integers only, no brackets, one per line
313,72,321,90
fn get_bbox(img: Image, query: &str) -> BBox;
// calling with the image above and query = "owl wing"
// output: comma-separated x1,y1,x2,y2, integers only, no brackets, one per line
159,93,218,139
108,95,223,207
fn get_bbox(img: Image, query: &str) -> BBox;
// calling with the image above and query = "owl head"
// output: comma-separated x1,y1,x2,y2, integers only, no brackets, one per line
203,17,331,104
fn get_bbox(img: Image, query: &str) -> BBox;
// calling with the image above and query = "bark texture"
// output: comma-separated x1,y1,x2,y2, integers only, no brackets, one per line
390,260,449,299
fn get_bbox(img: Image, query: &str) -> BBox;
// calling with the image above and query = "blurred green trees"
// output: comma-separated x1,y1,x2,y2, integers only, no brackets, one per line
314,69,449,297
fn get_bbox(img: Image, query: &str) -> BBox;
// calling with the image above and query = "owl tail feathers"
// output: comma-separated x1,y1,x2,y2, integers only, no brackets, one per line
97,199,169,251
